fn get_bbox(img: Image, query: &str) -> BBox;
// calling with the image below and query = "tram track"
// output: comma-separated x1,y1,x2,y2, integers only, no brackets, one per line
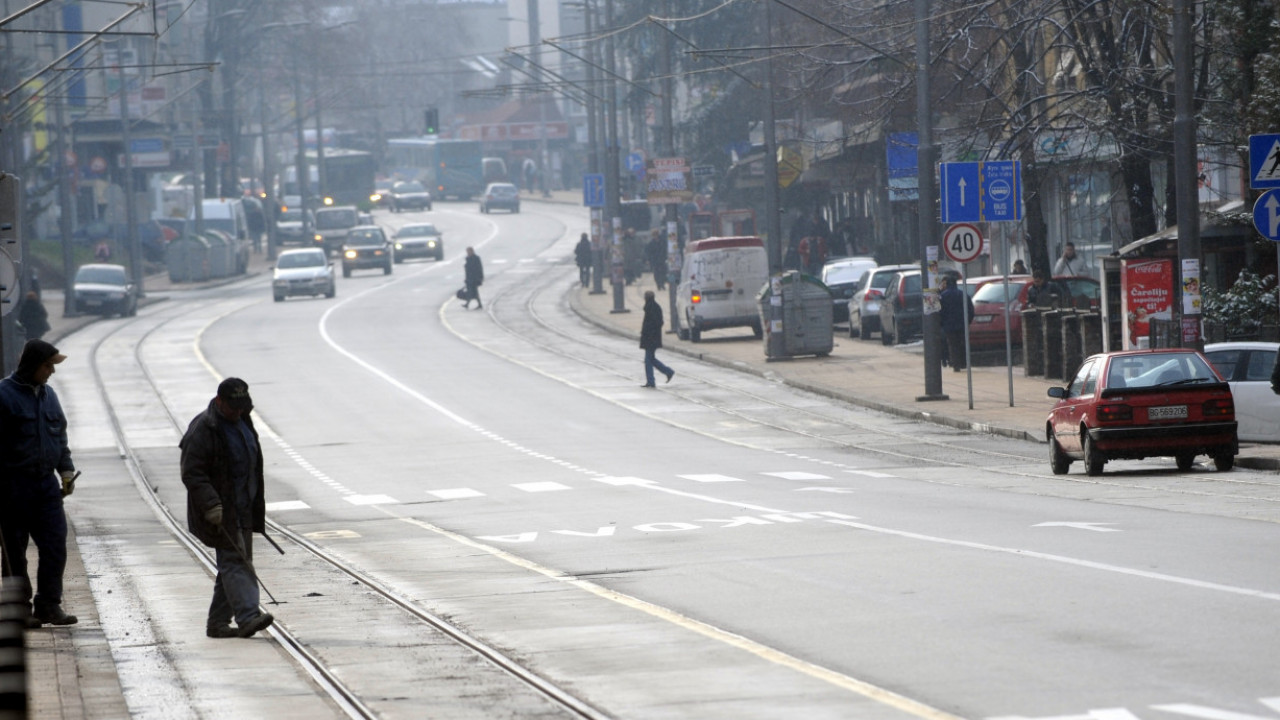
81,284,612,720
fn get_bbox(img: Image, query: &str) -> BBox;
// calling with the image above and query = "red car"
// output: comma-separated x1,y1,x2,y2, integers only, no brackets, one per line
1046,349,1237,476
969,275,1099,350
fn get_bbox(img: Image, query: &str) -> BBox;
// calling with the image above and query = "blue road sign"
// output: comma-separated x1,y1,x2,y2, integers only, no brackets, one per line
940,162,980,223
981,160,1022,222
626,152,645,175
1253,189,1280,241
1249,134,1280,189
583,173,605,208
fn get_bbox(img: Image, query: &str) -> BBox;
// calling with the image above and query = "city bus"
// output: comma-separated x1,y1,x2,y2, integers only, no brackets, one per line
282,148,376,208
386,137,484,200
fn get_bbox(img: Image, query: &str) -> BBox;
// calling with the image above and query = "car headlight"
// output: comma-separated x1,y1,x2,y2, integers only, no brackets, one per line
315,234,323,242
323,196,334,206
395,242,403,250
427,240,436,248
344,250,357,259
370,193,382,202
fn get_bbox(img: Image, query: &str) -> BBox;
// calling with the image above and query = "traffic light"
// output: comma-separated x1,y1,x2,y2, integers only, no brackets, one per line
424,108,439,136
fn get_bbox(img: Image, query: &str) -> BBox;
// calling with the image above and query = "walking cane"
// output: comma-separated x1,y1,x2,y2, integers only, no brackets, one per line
217,524,283,606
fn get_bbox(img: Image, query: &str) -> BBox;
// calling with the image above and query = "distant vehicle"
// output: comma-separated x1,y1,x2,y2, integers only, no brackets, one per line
275,207,314,246
676,236,768,342
73,263,138,317
820,256,877,324
482,156,508,184
392,223,444,262
272,248,335,302
1202,342,1280,443
312,206,360,256
1047,349,1237,475
848,264,915,340
879,269,922,345
186,198,250,273
282,149,376,208
386,137,483,200
479,182,520,213
369,179,393,207
388,180,432,212
342,225,394,277
969,275,1099,350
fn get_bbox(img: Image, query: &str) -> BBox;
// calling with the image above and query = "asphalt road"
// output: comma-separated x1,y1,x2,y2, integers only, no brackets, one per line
47,199,1280,720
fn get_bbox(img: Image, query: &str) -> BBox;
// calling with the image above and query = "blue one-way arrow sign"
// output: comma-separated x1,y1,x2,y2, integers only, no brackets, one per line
941,162,981,223
1253,188,1280,241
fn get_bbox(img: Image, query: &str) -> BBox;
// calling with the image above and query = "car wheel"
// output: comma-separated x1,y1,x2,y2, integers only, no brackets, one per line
343,266,351,278
325,285,335,298
859,322,871,340
435,251,444,261
881,325,894,346
384,262,392,275
690,320,702,343
752,321,764,339
274,294,284,302
1213,452,1235,472
1049,431,1071,475
1083,433,1105,476
1175,452,1196,471
427,203,433,211
678,326,689,341
394,255,403,264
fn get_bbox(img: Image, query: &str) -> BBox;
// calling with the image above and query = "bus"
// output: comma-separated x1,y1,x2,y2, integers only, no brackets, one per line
282,148,376,208
386,137,484,200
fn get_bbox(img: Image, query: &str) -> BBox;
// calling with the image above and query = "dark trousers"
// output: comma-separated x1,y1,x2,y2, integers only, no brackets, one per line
578,264,591,287
945,330,967,370
208,527,261,628
644,348,673,386
0,491,68,613
650,262,666,290
464,282,482,307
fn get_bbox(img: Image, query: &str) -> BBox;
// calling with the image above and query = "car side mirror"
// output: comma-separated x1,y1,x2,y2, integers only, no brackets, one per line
1047,386,1067,399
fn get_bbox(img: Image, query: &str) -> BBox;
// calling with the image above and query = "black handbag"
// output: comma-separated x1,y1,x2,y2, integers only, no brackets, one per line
456,287,468,300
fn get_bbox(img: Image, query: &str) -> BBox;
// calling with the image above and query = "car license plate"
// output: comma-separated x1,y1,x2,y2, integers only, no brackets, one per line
1148,405,1187,420
974,315,993,323
86,299,102,306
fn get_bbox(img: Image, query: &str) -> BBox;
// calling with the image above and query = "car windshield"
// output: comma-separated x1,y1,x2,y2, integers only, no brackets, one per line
395,181,425,193
488,184,516,195
76,266,127,285
823,262,875,285
397,225,438,237
280,209,304,222
1107,353,1219,389
973,280,1028,304
277,252,325,269
346,229,385,246
870,269,904,290
315,210,357,229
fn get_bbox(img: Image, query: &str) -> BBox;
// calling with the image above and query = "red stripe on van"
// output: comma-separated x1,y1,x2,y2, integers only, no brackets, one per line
685,236,764,253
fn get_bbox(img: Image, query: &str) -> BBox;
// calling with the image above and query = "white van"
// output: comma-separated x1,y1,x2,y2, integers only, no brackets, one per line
187,198,250,273
676,236,770,342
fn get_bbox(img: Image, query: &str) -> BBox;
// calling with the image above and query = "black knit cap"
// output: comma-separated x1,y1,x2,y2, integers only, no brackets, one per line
216,377,253,411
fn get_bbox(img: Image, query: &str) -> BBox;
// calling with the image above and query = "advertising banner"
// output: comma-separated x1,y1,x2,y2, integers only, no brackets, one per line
1121,259,1173,349
645,157,693,204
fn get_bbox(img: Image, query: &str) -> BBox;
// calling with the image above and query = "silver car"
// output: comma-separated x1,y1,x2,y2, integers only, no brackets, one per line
393,223,444,262
847,263,916,340
273,248,336,301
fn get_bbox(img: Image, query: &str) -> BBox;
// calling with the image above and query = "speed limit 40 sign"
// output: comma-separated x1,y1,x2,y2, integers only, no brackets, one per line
942,223,983,263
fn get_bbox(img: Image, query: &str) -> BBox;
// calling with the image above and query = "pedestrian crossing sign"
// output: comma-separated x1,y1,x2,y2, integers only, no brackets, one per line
1249,134,1280,189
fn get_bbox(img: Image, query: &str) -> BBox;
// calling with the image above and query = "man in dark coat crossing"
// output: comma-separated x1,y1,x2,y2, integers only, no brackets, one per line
639,291,675,387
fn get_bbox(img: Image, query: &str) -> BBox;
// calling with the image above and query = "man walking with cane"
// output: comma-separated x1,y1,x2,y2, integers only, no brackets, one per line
180,377,274,639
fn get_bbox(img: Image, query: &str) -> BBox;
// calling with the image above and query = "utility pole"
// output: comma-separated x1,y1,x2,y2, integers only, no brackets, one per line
761,0,782,273
53,87,74,318
1172,0,1200,350
586,0,607,295
915,0,945,400
116,56,143,297
661,0,680,333
605,0,627,314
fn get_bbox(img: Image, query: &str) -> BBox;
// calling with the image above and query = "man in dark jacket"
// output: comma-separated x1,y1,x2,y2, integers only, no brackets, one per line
180,377,273,639
939,276,974,371
0,339,79,627
463,246,484,309
639,291,675,387
645,232,667,290
574,233,593,287
17,290,50,340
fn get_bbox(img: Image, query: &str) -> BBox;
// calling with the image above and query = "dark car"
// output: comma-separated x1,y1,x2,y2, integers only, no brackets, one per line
341,225,394,277
275,207,314,246
392,223,444,262
1047,349,1237,476
73,263,138,317
479,182,520,213
388,181,432,212
848,263,915,340
879,269,922,346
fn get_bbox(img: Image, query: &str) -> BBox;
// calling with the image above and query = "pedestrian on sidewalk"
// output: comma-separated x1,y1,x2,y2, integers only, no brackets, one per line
17,290,50,340
574,233,593,287
939,276,974,371
180,378,274,639
640,291,675,387
0,339,79,627
462,247,484,309
645,231,667,290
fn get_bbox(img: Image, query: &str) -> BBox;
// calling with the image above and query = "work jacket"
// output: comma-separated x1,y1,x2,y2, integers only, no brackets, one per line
179,399,266,549
0,373,73,501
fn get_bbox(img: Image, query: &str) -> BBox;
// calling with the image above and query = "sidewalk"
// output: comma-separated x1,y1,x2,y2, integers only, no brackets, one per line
566,274,1280,472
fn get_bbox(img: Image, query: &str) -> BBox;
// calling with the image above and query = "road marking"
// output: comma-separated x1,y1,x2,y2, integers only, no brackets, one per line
797,486,855,494
847,469,897,478
763,471,831,480
679,473,744,483
428,488,485,500
512,481,572,493
1033,522,1121,532
344,494,398,506
265,500,310,512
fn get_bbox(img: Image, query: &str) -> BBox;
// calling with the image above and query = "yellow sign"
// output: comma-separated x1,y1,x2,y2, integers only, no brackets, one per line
777,145,803,188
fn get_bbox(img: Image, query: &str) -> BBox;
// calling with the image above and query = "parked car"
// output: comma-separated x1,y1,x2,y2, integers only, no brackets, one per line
879,269,922,345
392,223,444,262
479,182,520,213
676,236,769,342
388,180,432,212
969,275,1099,350
275,207,314,246
820,256,877,324
1202,341,1279,443
848,264,916,340
73,263,138,317
1046,349,1237,476
341,225,394,277
272,248,336,302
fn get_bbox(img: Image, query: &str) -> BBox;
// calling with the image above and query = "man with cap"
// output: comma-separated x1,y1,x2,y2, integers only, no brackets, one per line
0,339,79,627
179,377,274,639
